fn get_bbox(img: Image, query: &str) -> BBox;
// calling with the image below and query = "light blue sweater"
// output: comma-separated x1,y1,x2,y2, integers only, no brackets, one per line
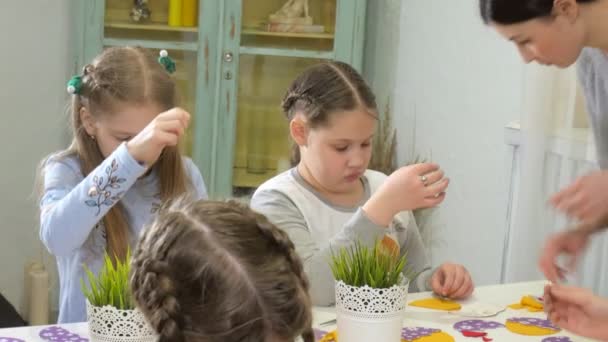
39,143,207,323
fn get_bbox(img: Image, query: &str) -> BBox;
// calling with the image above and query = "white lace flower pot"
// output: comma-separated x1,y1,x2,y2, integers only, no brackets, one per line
86,300,158,342
335,279,408,342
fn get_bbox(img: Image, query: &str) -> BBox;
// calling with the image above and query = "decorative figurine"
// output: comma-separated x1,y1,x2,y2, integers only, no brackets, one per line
130,0,151,22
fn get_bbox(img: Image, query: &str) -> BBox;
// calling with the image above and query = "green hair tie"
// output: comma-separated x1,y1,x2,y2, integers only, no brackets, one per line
67,75,83,95
158,50,176,74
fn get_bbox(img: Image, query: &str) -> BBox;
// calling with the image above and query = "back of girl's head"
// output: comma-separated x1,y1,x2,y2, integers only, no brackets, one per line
281,61,377,164
130,199,314,342
479,0,597,24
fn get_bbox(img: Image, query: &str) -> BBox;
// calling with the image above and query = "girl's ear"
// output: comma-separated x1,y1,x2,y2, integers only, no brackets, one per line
289,114,309,147
80,107,97,137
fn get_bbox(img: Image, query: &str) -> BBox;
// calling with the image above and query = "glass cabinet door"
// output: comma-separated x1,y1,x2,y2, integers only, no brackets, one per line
230,0,338,197
103,0,200,156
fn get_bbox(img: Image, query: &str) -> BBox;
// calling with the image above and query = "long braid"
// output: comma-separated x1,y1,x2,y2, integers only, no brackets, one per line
130,212,193,342
249,209,314,342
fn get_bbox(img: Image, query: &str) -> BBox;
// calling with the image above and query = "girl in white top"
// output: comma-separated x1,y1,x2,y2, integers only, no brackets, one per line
251,61,474,306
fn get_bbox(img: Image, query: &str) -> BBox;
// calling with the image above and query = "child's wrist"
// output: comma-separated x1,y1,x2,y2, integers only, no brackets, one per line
362,198,393,227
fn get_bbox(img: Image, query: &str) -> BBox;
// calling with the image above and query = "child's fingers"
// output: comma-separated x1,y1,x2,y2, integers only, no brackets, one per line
156,130,179,147
157,108,191,127
424,178,449,197
441,267,456,296
423,169,445,185
423,192,446,207
431,269,444,294
450,273,473,299
412,163,440,175
447,268,465,296
157,120,186,137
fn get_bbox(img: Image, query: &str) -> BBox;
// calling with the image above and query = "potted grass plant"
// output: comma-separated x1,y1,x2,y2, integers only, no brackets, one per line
330,240,413,342
81,251,157,342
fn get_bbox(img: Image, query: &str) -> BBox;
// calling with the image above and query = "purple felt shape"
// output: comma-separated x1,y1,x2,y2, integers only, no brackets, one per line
0,338,25,342
314,328,328,341
401,327,441,341
542,337,573,342
453,319,505,331
39,326,88,342
507,317,560,331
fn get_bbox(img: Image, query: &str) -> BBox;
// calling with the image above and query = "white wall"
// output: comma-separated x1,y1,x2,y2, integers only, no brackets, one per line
363,0,402,112
393,0,525,285
0,0,73,317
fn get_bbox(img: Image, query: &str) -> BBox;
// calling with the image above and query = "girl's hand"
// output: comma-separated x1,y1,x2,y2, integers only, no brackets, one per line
363,163,449,226
430,263,474,299
127,108,190,166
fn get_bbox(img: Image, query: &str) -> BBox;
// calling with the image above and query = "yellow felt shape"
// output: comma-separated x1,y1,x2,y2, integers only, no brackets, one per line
508,303,525,309
508,295,544,312
319,331,337,342
402,332,455,342
505,319,560,336
409,298,461,311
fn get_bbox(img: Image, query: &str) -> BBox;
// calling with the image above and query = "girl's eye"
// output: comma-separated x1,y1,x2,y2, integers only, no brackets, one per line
334,146,348,152
117,136,132,142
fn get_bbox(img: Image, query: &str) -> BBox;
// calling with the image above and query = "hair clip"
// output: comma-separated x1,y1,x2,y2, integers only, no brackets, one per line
67,75,83,95
158,50,176,74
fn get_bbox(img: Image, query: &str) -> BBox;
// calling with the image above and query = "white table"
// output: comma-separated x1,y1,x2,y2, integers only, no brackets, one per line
313,281,596,341
0,281,597,341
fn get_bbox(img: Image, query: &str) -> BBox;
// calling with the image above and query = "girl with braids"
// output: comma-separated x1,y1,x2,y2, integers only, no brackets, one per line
251,61,475,306
38,47,207,323
130,199,314,342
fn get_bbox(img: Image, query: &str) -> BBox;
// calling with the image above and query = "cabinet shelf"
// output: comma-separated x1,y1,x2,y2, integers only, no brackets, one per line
241,28,333,40
103,38,198,51
239,46,333,59
105,21,198,33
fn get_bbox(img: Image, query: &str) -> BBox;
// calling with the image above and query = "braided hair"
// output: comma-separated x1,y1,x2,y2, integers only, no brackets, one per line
130,199,313,342
281,61,378,166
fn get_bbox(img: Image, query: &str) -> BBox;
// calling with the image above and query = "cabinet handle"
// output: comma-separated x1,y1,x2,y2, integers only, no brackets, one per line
224,52,233,62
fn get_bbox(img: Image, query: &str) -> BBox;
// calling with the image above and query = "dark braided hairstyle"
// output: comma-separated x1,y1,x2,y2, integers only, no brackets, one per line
281,61,378,166
130,199,313,342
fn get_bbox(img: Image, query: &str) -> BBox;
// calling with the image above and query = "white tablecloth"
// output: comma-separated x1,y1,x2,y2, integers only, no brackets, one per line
0,281,596,341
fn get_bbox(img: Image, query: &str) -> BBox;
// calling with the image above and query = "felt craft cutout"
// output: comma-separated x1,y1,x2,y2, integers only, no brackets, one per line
409,298,461,311
453,320,504,341
508,295,544,312
314,329,329,341
318,330,337,342
453,319,504,332
401,327,455,342
39,326,89,342
541,337,573,342
0,338,25,342
317,328,455,342
505,317,560,336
